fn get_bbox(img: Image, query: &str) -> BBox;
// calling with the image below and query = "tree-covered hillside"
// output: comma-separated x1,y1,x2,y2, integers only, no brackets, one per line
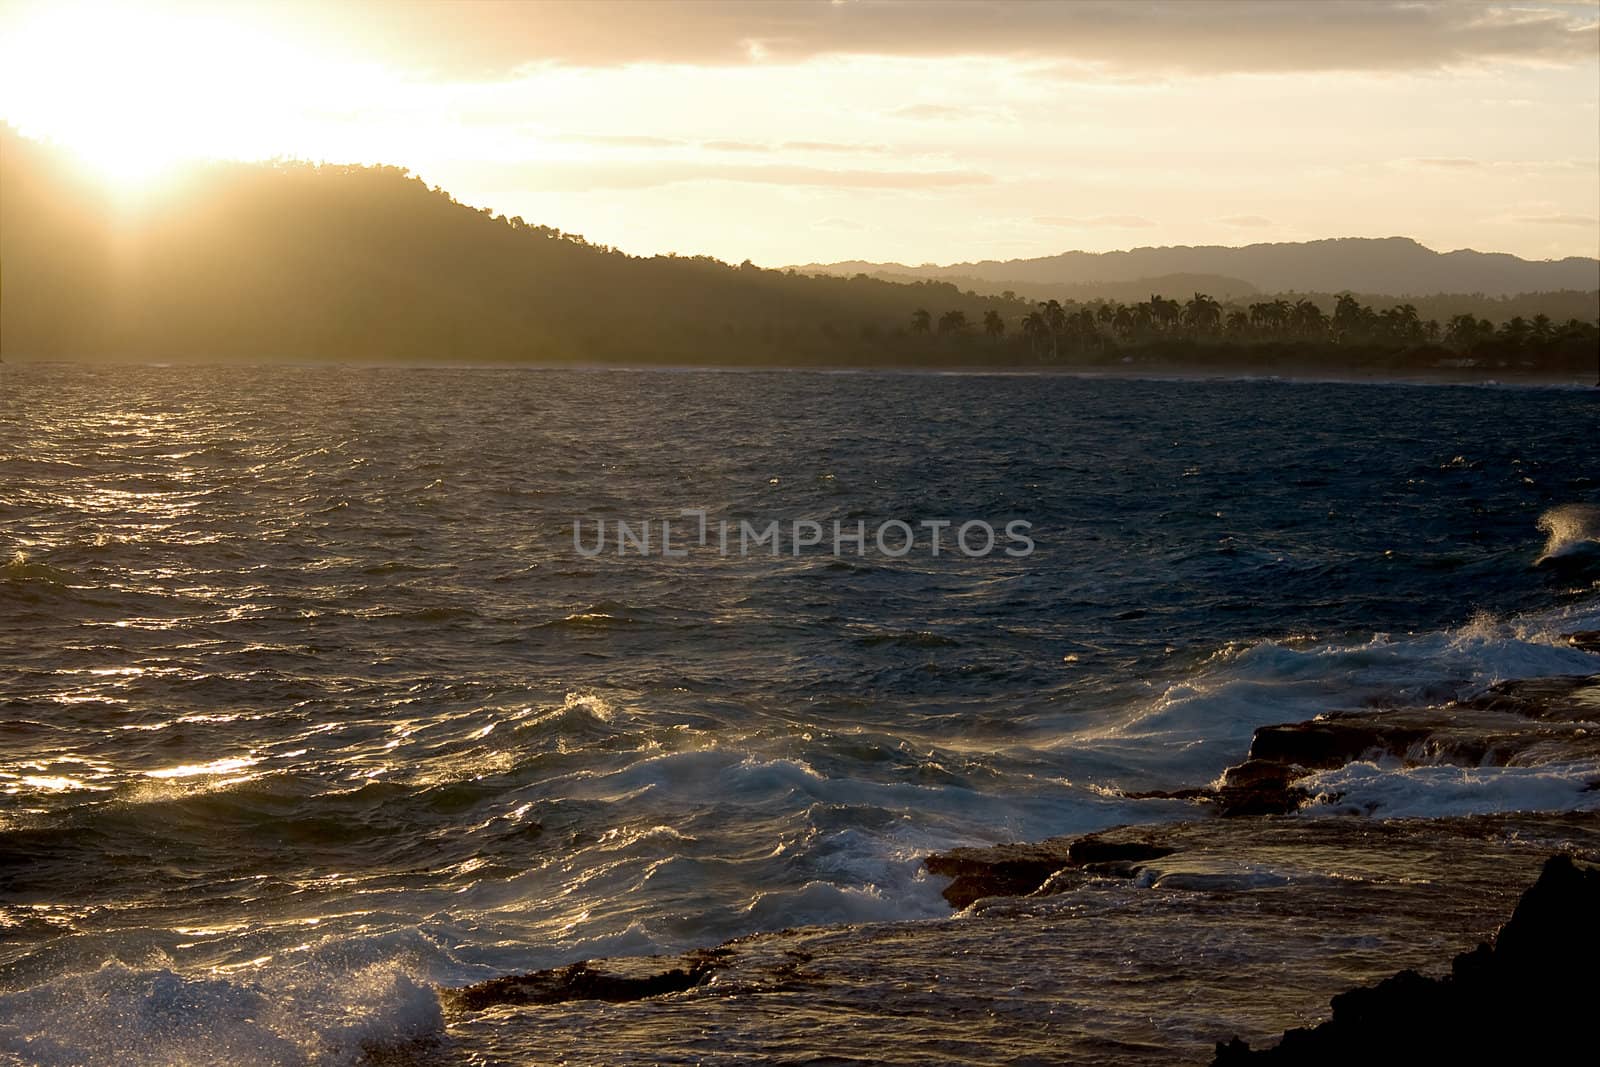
1,127,1026,364
2,128,1595,379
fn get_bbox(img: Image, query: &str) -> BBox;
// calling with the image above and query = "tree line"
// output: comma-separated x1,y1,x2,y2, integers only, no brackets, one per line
905,293,1599,374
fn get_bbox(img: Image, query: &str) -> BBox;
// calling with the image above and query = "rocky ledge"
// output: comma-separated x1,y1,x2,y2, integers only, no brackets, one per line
439,812,1599,1065
437,667,1600,1064
1213,852,1599,1063
1127,672,1600,817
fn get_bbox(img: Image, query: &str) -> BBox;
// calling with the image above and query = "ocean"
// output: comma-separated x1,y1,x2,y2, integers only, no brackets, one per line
1,363,1597,1064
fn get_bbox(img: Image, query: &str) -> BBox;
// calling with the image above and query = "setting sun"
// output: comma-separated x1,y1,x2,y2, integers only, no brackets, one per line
0,1,386,192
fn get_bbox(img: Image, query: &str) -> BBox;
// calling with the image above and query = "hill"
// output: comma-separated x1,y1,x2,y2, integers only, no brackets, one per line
2,127,1595,378
0,127,1026,365
796,237,1600,300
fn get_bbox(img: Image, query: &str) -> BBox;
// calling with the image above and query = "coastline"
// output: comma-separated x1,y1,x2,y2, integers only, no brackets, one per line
3,354,1595,389
426,664,1600,1063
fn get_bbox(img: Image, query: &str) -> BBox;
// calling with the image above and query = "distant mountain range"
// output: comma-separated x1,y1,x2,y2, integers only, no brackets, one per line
793,237,1600,299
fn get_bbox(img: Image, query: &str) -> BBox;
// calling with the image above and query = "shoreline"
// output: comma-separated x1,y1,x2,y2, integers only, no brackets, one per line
432,663,1600,1062
4,355,1596,389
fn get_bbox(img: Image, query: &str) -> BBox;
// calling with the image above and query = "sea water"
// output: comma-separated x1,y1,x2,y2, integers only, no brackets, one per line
1,363,1596,1063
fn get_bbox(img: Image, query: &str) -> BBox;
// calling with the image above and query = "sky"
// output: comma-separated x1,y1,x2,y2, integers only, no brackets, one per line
1,0,1597,267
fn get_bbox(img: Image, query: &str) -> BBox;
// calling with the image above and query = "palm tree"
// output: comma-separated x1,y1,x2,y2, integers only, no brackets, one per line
1149,295,1182,334
982,310,1005,339
1112,305,1136,339
1331,294,1367,341
1225,309,1250,337
1020,311,1050,360
1290,299,1326,339
1182,292,1222,335
910,308,931,334
1248,301,1275,333
1131,301,1155,336
937,309,969,335
1498,316,1531,346
1445,313,1483,350
1377,303,1421,343
1039,300,1067,360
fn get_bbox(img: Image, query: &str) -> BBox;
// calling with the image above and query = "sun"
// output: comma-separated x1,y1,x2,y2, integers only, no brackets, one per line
0,1,342,194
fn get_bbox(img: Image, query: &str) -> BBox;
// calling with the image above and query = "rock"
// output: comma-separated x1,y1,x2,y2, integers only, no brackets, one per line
1211,854,1600,1063
1212,758,1313,816
441,813,1600,1064
441,950,729,1013
1158,674,1600,820
923,839,1079,907
1458,673,1600,721
1566,630,1600,654
924,835,1187,907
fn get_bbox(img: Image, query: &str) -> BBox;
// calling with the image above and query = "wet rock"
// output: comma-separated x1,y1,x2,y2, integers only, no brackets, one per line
1247,705,1600,771
1064,837,1176,868
1160,674,1600,820
441,950,729,1013
1458,673,1600,721
1212,854,1600,1064
924,835,1187,907
443,813,1600,1064
1212,758,1313,816
923,839,1079,907
1566,630,1600,654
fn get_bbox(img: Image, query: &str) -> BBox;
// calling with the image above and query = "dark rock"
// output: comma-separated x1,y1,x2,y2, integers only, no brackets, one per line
1212,854,1600,1063
439,813,1600,1063
1172,676,1600,821
1246,718,1430,769
1458,673,1600,721
1064,837,1176,867
923,839,1078,908
441,950,729,1013
924,836,1181,907
1566,630,1600,654
1212,758,1312,816
1247,705,1600,772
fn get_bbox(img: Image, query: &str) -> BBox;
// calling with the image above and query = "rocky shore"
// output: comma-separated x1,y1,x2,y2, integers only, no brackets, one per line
1212,853,1599,1064
434,671,1600,1064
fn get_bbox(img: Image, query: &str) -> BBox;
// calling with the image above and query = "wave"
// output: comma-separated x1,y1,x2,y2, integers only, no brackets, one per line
1535,503,1600,567
1076,594,1600,788
0,952,442,1067
0,551,75,587
1299,760,1600,819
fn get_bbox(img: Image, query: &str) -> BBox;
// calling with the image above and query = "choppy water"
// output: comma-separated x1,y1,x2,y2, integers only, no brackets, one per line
1,363,1598,1064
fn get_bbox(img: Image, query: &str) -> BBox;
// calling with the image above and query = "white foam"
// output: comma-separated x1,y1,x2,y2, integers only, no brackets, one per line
1298,759,1600,819
1535,503,1600,565
0,956,443,1067
1075,596,1600,785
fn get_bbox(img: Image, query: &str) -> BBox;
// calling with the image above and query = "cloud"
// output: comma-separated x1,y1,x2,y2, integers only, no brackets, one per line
1034,214,1157,228
554,133,687,149
324,1,1600,77
1217,214,1274,227
1413,157,1482,169
1513,213,1600,226
553,135,892,157
470,159,994,191
781,140,891,155
890,103,991,121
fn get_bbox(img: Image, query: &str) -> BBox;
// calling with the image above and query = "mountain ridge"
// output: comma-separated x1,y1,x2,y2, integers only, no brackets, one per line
793,236,1600,299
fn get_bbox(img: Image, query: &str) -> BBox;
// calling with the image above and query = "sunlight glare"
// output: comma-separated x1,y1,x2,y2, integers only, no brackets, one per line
0,2,384,193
